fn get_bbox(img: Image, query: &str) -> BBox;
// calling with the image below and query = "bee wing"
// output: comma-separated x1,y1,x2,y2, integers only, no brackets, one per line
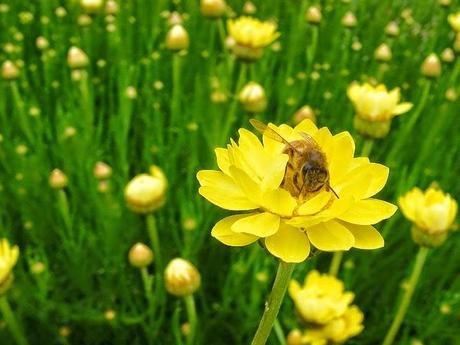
298,132,322,149
249,119,299,151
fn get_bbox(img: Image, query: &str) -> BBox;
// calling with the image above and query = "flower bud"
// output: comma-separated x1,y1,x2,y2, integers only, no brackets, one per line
124,168,167,213
342,11,357,28
421,53,441,78
445,87,457,101
166,24,190,51
439,0,451,6
80,0,103,13
2,60,20,80
78,14,92,26
128,243,154,268
105,0,119,15
411,226,447,248
67,46,89,69
200,0,226,18
305,6,322,25
36,36,49,50
238,82,267,113
243,1,257,15
104,309,116,321
354,115,391,139
164,258,201,297
93,162,112,180
385,21,400,37
287,329,303,345
441,48,455,63
293,105,316,124
374,43,392,62
49,169,68,189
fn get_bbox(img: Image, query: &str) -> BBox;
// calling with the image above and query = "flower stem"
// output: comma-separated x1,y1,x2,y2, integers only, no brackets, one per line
328,251,344,277
184,294,197,345
0,295,29,345
360,138,374,157
273,318,286,345
250,261,296,345
382,246,429,345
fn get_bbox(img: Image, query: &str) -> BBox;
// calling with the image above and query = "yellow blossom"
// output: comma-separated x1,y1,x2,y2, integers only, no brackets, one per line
289,270,354,324
227,16,279,60
0,239,19,294
197,119,396,263
448,12,460,32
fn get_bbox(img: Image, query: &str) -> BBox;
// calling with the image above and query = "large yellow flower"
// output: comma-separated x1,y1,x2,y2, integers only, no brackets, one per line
197,120,396,263
399,186,457,234
0,239,19,294
300,305,364,345
227,16,279,60
347,82,413,122
448,12,460,32
289,270,354,324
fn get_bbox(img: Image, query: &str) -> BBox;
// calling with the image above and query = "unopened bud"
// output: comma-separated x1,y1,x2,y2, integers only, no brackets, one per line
305,6,321,24
67,47,89,69
200,0,226,18
342,11,357,28
287,329,303,345
445,88,457,101
421,53,441,78
294,105,316,124
2,60,20,80
105,0,119,15
49,169,68,189
129,243,154,268
104,309,116,321
166,24,190,51
80,0,103,13
36,36,49,50
93,162,112,180
375,43,392,62
385,21,400,37
439,0,451,6
441,48,455,63
164,258,201,297
238,82,267,113
243,1,257,15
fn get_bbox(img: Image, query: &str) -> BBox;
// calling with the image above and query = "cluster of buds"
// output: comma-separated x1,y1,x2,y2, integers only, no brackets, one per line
93,161,112,193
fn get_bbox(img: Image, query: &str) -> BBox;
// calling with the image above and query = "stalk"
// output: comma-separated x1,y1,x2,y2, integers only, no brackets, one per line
184,294,197,345
0,296,29,345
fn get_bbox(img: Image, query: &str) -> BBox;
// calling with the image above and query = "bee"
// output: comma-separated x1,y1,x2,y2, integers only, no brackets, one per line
250,119,338,200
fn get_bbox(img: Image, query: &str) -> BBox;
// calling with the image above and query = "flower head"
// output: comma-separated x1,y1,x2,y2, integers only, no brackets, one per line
164,258,201,296
289,270,354,324
399,185,457,247
197,120,396,263
227,16,279,60
448,12,460,32
0,239,19,294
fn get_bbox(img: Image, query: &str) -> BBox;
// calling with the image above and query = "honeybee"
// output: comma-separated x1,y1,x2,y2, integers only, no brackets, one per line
250,119,338,200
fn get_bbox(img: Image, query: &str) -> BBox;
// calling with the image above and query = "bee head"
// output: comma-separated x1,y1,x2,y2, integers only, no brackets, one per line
302,163,328,192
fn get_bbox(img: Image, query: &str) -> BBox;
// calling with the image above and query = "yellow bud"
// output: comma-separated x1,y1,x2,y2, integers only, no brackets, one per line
441,48,455,63
125,86,137,99
166,24,190,51
80,0,103,13
440,303,451,315
93,162,112,180
243,1,257,15
64,127,77,138
129,243,154,268
183,218,197,231
211,90,228,103
238,82,267,113
421,53,441,78
2,60,20,80
49,169,68,189
305,6,322,24
164,258,201,297
67,46,89,69
36,36,49,50
105,0,119,15
351,41,362,51
374,43,392,62
385,21,400,37
286,329,303,345
168,11,183,26
124,169,167,214
59,326,71,338
31,262,46,274
181,322,190,336
293,105,316,124
78,14,93,27
104,309,116,321
342,11,357,28
200,0,226,18
439,0,451,6
445,87,457,101
55,7,67,18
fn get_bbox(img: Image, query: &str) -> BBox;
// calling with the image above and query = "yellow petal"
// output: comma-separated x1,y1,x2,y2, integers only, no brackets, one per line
328,132,355,184
307,220,355,251
297,191,331,215
398,188,423,222
229,166,262,204
211,215,259,246
260,153,289,191
393,102,413,115
294,119,318,136
215,148,230,175
338,199,397,225
262,188,297,217
288,280,301,298
231,212,280,237
341,222,384,249
197,170,259,210
265,222,310,263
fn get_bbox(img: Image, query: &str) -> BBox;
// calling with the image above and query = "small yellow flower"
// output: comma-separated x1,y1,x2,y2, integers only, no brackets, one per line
0,239,19,294
399,186,457,247
197,120,396,263
448,12,460,32
227,16,280,60
289,270,354,324
301,305,364,345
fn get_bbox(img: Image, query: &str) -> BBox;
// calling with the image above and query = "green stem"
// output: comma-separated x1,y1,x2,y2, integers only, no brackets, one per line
328,251,344,277
273,318,286,345
382,246,429,345
57,190,71,232
306,26,319,70
0,295,29,345
146,214,162,271
184,294,197,345
250,261,296,345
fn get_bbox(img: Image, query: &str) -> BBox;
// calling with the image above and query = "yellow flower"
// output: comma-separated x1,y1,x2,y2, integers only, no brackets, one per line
0,239,19,294
347,82,413,122
289,270,354,324
197,120,396,263
227,16,279,60
399,186,457,247
448,12,460,32
301,305,364,345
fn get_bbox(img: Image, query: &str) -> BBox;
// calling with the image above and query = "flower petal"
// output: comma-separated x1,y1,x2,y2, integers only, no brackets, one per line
211,215,259,246
215,148,230,175
307,220,355,251
297,191,332,215
328,132,355,184
262,188,297,217
229,166,262,205
338,199,397,225
294,119,318,136
265,222,310,263
231,212,280,237
197,170,259,210
341,222,384,249
393,102,413,115
260,153,289,191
